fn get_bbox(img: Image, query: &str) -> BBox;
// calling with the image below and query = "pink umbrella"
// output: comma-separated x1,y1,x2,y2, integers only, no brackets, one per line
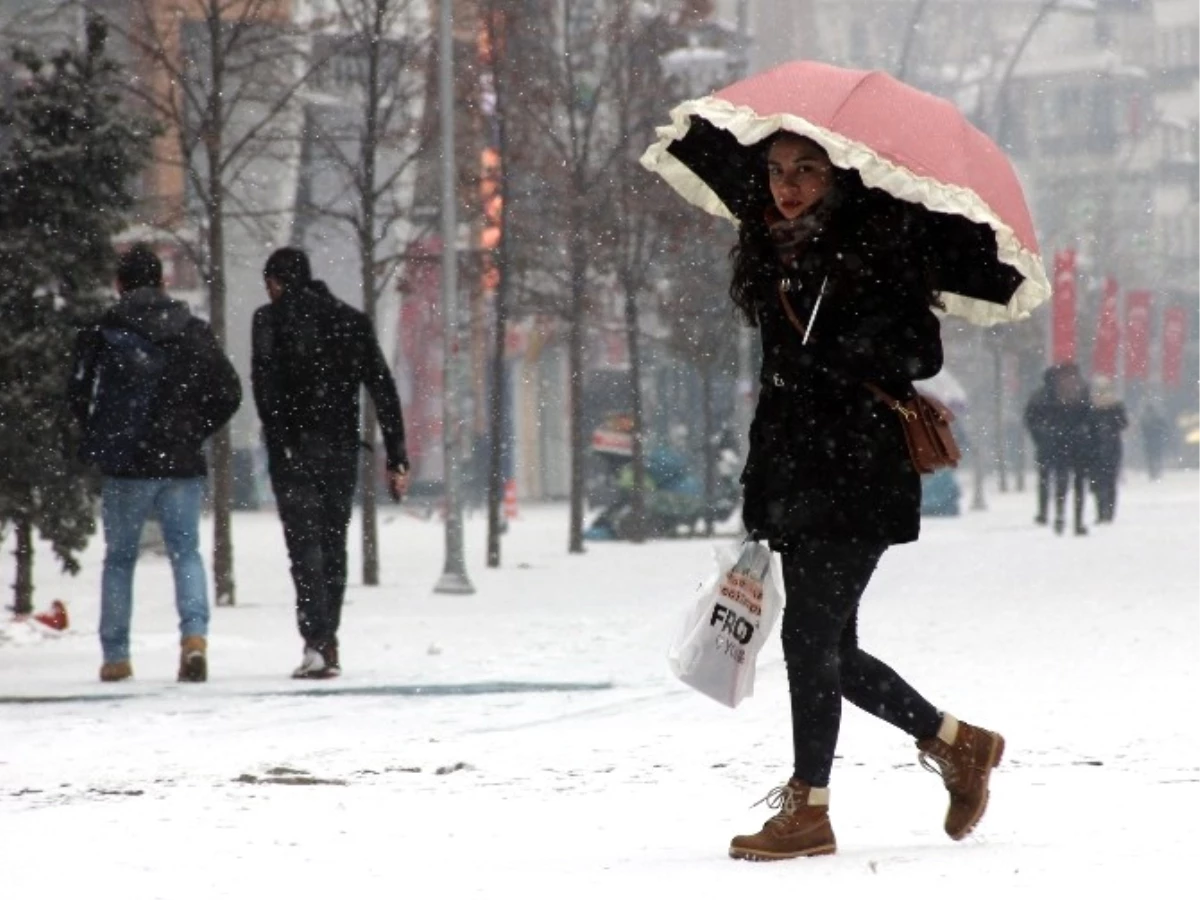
640,60,1050,325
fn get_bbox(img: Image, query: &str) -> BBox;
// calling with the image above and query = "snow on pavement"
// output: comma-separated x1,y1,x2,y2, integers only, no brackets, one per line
1,472,1197,898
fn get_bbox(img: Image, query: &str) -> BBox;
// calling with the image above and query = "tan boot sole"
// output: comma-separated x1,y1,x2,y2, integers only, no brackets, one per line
729,842,836,861
949,732,1005,841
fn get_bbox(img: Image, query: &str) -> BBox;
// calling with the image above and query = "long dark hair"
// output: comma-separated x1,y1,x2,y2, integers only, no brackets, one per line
729,146,940,325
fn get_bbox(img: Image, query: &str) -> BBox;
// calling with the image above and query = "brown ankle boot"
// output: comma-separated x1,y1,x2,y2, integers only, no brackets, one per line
917,714,1005,840
728,778,836,861
177,636,207,683
99,660,133,682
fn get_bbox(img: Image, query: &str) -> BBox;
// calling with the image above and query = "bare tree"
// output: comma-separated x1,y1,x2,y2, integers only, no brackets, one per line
598,5,685,544
297,0,432,585
115,0,330,605
500,0,684,553
479,0,510,567
656,215,739,536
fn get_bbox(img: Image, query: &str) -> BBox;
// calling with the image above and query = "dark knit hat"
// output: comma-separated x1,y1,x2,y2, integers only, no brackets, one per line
263,247,312,288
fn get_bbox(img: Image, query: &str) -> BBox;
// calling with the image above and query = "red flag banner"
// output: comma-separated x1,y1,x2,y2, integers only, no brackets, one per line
1051,249,1077,363
1162,305,1188,387
1124,290,1153,382
1091,275,1121,378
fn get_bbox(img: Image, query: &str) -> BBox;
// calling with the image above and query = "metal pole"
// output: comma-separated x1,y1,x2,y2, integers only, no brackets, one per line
435,0,474,595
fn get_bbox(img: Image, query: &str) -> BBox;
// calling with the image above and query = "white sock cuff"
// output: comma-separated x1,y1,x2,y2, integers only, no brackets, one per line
937,713,960,745
807,786,830,806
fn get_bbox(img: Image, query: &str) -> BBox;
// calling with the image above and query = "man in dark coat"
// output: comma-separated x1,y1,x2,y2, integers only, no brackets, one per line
1023,362,1091,535
68,243,241,683
251,247,409,679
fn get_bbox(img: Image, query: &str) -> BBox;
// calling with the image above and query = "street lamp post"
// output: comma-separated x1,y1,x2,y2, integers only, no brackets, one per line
434,0,474,595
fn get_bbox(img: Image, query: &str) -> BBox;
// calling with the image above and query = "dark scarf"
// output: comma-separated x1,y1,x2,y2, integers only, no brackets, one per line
765,187,842,273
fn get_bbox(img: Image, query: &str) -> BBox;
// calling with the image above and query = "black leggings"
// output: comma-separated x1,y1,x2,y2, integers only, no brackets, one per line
781,541,942,787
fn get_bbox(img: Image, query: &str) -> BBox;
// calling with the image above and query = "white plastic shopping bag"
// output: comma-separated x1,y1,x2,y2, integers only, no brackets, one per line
667,541,783,708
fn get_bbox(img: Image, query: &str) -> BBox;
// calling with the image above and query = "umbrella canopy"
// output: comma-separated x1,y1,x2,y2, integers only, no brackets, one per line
640,60,1050,325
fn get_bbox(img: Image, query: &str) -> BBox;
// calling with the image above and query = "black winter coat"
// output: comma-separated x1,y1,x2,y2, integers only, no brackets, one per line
740,226,943,548
68,288,242,478
1023,387,1091,469
251,280,408,471
1087,404,1128,476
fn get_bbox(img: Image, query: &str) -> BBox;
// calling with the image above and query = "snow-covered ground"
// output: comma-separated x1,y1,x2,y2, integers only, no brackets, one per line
2,472,1197,899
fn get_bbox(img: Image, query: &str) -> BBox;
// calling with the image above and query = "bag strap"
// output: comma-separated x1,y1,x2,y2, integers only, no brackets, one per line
864,382,916,421
777,286,805,335
778,286,925,422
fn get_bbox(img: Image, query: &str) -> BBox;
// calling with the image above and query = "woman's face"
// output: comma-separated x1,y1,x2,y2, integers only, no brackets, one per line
767,135,834,220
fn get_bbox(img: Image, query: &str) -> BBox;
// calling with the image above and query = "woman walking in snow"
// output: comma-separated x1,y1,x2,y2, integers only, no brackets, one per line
726,132,1005,860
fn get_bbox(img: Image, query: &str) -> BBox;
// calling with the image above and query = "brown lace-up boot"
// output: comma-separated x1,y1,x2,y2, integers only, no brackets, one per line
728,778,836,861
177,636,207,683
917,714,1005,840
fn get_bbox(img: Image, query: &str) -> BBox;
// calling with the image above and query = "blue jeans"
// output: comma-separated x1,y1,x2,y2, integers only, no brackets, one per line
100,478,208,664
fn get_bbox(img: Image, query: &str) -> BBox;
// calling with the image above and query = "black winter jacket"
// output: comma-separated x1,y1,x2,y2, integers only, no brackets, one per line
251,280,408,471
68,287,242,478
1087,403,1128,475
1023,386,1091,469
740,225,943,548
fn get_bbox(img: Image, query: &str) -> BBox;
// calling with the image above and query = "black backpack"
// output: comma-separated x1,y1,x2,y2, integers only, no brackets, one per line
79,326,169,470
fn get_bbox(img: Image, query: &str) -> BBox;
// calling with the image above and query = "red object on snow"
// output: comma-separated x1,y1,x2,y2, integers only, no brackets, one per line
34,600,69,631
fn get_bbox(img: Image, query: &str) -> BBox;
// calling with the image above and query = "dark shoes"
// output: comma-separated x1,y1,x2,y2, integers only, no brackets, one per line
917,715,1005,841
292,638,340,679
729,779,836,861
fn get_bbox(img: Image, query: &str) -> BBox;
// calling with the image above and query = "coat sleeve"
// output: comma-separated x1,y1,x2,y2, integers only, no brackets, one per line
67,326,101,425
251,306,287,448
358,314,408,471
192,322,242,439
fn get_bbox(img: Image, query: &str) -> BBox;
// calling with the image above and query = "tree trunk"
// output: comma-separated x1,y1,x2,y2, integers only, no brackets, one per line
486,5,510,569
486,291,507,567
623,284,645,544
361,404,380,585
359,234,379,586
702,365,715,537
206,14,234,607
567,232,587,554
12,515,34,616
359,2,383,587
208,194,236,607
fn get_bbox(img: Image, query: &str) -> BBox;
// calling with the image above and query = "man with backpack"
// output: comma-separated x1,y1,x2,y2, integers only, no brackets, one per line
251,247,409,680
68,244,241,683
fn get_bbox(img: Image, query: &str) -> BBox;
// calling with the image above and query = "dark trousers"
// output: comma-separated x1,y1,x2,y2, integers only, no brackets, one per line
1035,459,1050,522
1052,463,1086,529
270,451,358,647
781,540,942,787
1036,460,1086,529
1091,467,1119,522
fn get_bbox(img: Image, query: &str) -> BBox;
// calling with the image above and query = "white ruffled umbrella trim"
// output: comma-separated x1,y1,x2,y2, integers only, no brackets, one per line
639,95,1051,326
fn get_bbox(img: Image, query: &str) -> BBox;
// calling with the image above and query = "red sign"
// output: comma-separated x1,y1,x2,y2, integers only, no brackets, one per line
1124,290,1153,382
1051,249,1077,364
1162,305,1188,387
1091,276,1121,378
